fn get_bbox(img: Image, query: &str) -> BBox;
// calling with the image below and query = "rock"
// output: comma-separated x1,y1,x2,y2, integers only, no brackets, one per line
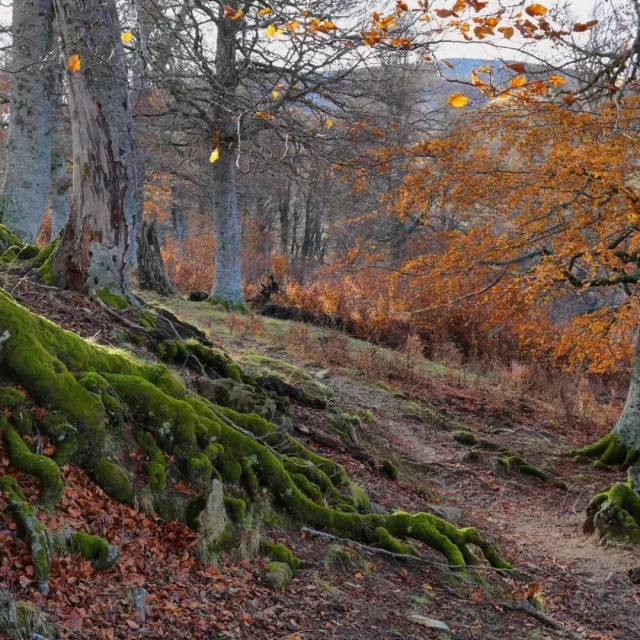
132,586,150,623
426,504,463,523
196,377,276,419
188,291,209,302
197,479,229,541
453,430,477,446
314,369,331,380
408,614,450,631
265,562,292,591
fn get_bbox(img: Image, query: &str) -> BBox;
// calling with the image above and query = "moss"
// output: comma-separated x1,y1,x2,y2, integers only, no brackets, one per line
70,532,120,570
380,459,399,481
207,297,248,313
0,476,50,592
224,496,247,522
96,288,130,310
134,428,167,492
1,419,63,504
569,433,638,468
323,544,361,570
159,340,243,383
91,458,132,503
585,479,640,543
453,430,478,446
260,541,301,575
0,386,32,435
265,561,292,590
186,453,213,485
496,456,550,482
374,526,417,556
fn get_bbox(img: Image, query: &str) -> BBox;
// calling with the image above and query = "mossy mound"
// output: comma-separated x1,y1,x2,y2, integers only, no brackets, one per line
569,432,639,469
0,289,509,581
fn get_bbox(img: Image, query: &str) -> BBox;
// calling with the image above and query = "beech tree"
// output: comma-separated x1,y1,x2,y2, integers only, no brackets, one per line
49,0,139,294
1,0,54,243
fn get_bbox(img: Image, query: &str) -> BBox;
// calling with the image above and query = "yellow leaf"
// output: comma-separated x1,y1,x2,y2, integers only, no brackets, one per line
448,93,468,108
265,24,277,37
510,75,527,88
209,148,219,163
67,54,81,73
121,30,133,44
271,89,279,99
326,117,333,128
525,4,547,17
549,74,566,86
257,6,272,16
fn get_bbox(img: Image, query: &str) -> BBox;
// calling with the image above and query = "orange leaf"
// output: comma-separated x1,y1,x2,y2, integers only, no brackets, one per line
257,6,272,16
525,4,547,17
510,75,527,88
573,20,598,32
506,62,526,73
549,74,565,86
67,54,81,73
448,93,469,108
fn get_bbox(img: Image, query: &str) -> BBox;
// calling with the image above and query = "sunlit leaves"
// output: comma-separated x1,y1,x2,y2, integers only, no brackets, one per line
573,20,598,32
254,111,275,120
525,4,548,17
271,89,279,100
510,76,527,88
223,5,243,20
257,6,272,16
396,1,408,11
498,26,514,39
265,24,277,37
209,148,219,163
121,30,133,44
326,117,333,129
448,93,469,108
506,62,526,73
67,54,81,73
549,75,566,87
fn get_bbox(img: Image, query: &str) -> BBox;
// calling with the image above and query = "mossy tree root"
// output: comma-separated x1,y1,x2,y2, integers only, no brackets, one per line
585,478,640,543
0,477,50,594
569,433,639,469
0,290,509,571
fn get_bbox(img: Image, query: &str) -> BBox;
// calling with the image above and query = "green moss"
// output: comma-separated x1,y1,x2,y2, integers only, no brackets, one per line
380,459,398,481
186,453,213,485
207,297,248,313
497,456,550,482
260,541,301,575
374,526,416,556
0,386,32,435
1,419,63,504
96,288,130,310
585,479,640,543
91,458,132,503
569,433,637,468
453,430,478,446
0,476,50,591
70,532,120,570
224,496,247,522
159,340,243,383
134,428,167,492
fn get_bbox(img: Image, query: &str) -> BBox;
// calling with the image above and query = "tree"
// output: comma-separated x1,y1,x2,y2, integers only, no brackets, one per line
1,0,54,243
49,0,139,294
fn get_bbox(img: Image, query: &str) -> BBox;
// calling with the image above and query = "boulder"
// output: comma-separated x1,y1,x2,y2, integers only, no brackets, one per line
265,562,292,591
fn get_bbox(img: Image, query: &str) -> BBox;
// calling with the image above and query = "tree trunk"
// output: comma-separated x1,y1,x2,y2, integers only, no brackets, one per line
51,0,139,294
210,5,244,305
613,328,640,452
137,219,173,295
49,79,71,239
1,0,54,243
211,145,243,304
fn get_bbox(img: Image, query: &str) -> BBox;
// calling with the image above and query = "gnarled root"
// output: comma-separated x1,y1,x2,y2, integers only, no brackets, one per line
0,289,509,572
584,467,640,544
569,433,639,469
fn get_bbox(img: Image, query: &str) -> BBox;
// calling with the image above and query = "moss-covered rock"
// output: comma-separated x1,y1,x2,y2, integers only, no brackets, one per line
260,541,301,575
265,561,292,590
196,377,276,419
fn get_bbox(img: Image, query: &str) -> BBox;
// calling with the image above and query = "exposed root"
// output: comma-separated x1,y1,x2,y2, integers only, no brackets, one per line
569,433,639,469
584,467,640,544
0,289,509,573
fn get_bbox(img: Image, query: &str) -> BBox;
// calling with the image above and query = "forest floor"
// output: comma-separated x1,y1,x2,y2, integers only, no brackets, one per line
1,280,639,640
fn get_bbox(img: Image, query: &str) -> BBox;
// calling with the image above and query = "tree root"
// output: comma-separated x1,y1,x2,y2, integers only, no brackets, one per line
568,433,639,469
0,289,510,575
584,467,640,544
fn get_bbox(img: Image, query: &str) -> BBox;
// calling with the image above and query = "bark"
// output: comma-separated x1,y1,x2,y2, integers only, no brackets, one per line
209,4,244,305
137,219,173,295
49,79,71,239
51,0,139,293
1,0,54,243
613,327,640,452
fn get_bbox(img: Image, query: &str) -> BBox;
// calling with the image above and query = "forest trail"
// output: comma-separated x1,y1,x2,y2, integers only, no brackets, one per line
155,294,640,639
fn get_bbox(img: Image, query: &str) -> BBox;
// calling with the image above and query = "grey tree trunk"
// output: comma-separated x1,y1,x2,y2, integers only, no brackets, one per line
211,145,243,303
209,5,244,305
49,83,71,239
613,328,640,452
51,0,139,293
1,0,54,243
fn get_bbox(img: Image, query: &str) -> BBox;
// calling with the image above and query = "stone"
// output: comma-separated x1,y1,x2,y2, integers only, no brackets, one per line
425,504,463,523
189,291,209,302
265,562,292,591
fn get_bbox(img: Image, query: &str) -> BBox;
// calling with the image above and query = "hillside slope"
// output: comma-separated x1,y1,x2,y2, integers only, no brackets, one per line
1,279,638,640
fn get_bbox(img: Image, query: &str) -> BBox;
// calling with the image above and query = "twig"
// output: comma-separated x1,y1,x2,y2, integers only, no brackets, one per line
500,600,587,640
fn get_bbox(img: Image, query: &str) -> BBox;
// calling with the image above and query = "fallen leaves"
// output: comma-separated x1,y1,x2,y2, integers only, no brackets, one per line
67,54,81,73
